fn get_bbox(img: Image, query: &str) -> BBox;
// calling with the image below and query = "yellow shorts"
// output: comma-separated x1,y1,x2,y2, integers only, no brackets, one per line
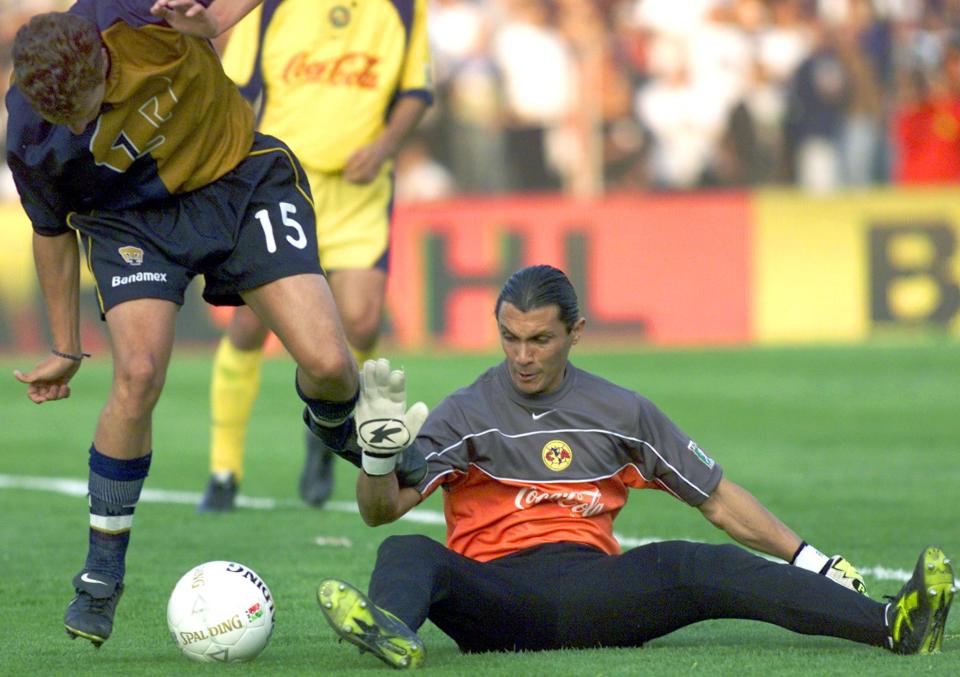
307,164,393,271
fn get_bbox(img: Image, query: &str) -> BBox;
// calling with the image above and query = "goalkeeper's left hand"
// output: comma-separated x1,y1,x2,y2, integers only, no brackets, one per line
821,555,867,595
355,358,429,477
792,542,867,595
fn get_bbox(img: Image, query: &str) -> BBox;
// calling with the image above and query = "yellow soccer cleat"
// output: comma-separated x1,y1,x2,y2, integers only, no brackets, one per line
887,546,955,654
317,578,425,669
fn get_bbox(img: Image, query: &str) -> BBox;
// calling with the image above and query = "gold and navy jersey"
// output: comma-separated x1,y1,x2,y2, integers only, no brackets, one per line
221,0,433,172
5,0,255,235
413,363,724,562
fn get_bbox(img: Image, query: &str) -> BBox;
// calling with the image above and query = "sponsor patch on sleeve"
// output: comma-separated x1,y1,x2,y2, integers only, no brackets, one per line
687,440,715,469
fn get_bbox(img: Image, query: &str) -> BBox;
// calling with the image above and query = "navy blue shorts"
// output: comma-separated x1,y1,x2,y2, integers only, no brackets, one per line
68,134,322,315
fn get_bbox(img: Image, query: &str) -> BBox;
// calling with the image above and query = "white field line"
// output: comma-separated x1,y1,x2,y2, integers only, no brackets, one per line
0,473,910,582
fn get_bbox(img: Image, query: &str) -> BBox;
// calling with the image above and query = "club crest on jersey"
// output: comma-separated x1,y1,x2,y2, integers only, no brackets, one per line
329,5,351,27
688,440,715,468
542,440,573,472
118,246,143,266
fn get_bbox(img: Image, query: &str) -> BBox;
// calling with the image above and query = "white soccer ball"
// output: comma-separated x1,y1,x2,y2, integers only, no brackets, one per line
167,560,275,663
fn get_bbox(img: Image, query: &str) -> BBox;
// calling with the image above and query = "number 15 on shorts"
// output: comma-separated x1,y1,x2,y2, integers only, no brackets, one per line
255,202,307,253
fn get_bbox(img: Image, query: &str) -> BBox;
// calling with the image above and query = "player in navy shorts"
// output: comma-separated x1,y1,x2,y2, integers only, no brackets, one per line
5,0,423,648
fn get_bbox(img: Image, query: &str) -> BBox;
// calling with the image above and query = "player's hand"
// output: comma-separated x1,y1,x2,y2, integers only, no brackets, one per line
343,139,393,184
821,555,867,595
150,0,219,38
13,353,82,404
355,358,428,476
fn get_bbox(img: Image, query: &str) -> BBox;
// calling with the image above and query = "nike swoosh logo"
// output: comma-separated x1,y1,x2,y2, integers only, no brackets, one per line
531,410,556,421
80,573,108,586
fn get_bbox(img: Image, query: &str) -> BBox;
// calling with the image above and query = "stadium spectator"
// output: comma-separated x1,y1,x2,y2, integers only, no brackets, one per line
600,1,651,189
492,0,577,192
314,264,955,668
635,35,729,189
831,0,887,186
784,23,851,193
194,0,433,512
892,66,960,184
750,0,814,181
395,134,457,202
430,0,509,193
6,0,364,647
556,0,639,195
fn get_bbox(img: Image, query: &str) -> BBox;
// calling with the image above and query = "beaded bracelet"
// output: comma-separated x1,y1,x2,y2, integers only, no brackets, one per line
51,349,91,361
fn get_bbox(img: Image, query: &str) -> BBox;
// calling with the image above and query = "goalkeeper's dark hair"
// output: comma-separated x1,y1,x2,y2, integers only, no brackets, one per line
495,265,581,332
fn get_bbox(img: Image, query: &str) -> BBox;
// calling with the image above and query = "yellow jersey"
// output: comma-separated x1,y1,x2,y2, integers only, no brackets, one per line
221,0,433,173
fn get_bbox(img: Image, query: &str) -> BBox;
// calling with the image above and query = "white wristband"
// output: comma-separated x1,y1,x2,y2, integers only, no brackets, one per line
362,452,398,477
792,543,829,572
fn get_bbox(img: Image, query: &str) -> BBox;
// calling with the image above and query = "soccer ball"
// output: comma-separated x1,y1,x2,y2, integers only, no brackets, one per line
167,560,275,662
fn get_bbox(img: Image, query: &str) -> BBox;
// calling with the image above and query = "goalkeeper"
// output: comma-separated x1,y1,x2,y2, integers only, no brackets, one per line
318,265,955,669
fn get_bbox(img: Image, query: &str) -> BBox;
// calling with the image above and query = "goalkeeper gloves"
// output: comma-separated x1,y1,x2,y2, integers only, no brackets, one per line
355,358,429,477
791,541,867,595
821,555,867,594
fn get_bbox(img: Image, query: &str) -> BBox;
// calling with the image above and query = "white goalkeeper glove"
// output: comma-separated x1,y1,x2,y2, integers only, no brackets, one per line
355,358,429,477
791,542,867,595
820,555,867,594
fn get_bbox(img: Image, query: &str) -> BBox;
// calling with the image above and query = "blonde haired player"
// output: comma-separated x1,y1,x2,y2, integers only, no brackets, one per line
163,0,434,510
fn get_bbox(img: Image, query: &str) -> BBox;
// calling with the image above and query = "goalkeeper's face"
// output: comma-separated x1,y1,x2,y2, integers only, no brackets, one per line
497,302,584,396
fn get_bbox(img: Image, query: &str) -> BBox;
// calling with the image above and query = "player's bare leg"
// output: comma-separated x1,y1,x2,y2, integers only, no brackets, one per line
65,299,178,647
242,273,359,488
93,299,178,458
227,304,272,350
327,267,387,359
242,273,357,399
292,266,388,504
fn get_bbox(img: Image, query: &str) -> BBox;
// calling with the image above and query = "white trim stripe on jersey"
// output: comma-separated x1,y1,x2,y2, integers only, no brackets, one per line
423,461,686,503
441,459,658,487
423,427,713,499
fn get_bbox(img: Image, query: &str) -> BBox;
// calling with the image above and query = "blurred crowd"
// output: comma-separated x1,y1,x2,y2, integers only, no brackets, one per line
416,0,960,198
4,0,960,201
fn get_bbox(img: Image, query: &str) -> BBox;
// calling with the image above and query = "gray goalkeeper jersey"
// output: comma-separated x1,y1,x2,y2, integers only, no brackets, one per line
413,362,723,562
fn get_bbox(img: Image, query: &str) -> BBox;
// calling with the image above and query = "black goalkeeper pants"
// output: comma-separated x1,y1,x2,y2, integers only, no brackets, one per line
367,536,888,653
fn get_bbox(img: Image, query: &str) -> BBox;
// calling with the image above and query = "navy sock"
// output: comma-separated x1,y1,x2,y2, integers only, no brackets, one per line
296,376,358,448
83,445,151,582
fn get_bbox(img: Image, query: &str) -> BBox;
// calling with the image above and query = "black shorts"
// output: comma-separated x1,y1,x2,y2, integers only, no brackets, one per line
68,133,322,315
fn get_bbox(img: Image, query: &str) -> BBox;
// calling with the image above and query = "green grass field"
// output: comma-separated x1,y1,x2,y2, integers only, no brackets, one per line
1,341,958,676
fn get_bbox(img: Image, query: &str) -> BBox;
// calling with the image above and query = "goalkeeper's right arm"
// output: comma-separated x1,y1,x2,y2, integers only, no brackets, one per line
353,359,430,526
357,471,424,526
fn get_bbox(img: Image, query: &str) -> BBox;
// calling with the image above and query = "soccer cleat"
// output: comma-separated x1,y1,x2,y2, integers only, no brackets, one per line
197,473,237,512
64,571,124,647
317,578,424,669
886,546,955,654
300,429,336,507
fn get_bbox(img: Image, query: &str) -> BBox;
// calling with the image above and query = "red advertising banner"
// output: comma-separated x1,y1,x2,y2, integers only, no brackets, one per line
386,193,753,350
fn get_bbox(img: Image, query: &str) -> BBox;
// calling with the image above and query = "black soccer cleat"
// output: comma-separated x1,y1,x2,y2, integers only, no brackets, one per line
197,473,237,512
317,578,425,669
300,429,336,507
886,545,955,654
64,571,125,648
